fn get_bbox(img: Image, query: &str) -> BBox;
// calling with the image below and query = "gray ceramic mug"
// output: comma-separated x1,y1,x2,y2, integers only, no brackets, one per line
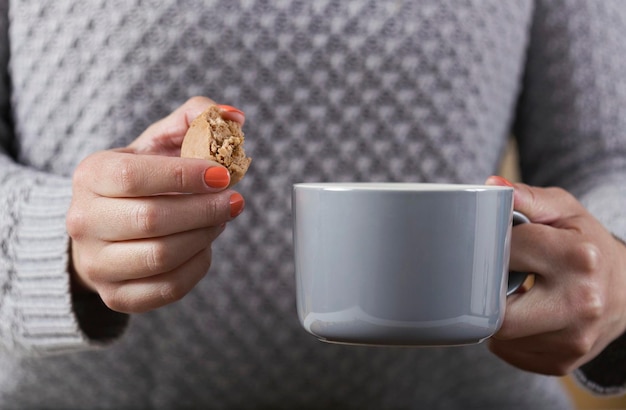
292,182,529,346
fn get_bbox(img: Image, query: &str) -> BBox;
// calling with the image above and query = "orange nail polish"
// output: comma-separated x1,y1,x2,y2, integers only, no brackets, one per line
218,104,244,116
204,167,230,189
229,193,245,217
218,105,245,125
488,175,515,187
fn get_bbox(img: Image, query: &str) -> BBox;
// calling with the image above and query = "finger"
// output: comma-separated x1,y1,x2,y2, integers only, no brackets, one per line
85,226,225,283
82,191,241,241
497,229,583,340
128,97,245,156
216,104,245,125
509,223,579,280
75,150,230,197
497,247,604,341
495,285,569,340
485,176,584,226
514,183,587,228
490,327,595,367
99,247,213,314
503,239,606,340
487,338,576,376
128,96,217,155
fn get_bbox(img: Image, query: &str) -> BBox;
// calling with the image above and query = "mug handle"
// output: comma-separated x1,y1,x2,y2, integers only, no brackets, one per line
507,211,530,296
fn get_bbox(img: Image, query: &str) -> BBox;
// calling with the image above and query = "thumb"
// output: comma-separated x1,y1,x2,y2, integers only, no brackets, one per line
485,175,581,226
127,97,245,156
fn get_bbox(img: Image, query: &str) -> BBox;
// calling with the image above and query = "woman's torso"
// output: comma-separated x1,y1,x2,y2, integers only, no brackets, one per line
3,1,573,408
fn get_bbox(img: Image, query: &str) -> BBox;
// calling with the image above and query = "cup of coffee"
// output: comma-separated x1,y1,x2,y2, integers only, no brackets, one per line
292,182,529,346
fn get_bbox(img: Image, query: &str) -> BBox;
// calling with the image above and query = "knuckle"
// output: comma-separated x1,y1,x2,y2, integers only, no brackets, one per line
70,248,104,285
66,206,87,240
72,159,91,188
146,242,169,273
567,332,595,358
205,198,222,223
73,152,107,187
159,281,187,305
575,283,605,321
78,258,101,283
113,156,142,195
562,243,606,323
172,163,186,191
571,242,602,275
133,203,163,236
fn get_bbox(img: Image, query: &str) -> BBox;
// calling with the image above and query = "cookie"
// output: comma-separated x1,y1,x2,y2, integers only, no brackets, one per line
180,105,251,187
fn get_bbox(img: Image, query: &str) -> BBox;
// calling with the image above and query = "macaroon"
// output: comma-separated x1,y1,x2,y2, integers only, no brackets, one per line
181,105,251,187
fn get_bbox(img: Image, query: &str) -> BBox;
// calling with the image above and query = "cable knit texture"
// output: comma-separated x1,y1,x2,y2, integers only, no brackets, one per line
0,0,624,408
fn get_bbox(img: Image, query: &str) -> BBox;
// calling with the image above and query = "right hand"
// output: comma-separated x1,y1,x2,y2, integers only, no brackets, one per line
66,97,246,313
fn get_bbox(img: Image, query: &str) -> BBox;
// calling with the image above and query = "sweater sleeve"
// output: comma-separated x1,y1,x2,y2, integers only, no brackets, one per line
0,2,128,357
513,0,626,395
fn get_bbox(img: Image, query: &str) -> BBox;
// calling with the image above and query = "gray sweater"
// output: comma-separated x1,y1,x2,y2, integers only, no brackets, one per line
1,0,625,408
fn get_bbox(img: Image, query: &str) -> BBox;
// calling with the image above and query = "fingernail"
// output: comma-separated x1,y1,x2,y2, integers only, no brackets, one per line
218,105,245,125
204,167,230,189
487,175,515,187
230,193,245,218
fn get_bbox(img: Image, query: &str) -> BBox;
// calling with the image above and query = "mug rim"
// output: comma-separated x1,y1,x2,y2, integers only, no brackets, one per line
293,182,513,192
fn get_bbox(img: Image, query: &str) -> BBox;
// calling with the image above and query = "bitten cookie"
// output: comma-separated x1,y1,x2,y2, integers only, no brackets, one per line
180,105,251,187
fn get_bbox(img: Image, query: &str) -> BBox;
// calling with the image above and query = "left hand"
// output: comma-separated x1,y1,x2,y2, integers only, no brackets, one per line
485,176,626,375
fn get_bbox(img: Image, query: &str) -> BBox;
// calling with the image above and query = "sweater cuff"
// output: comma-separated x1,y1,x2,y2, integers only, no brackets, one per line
11,179,127,355
574,331,626,395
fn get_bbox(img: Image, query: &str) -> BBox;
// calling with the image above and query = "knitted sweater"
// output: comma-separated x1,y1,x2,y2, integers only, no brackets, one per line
1,0,625,408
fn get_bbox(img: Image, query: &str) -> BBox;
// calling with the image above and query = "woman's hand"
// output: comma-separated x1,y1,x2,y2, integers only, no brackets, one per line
486,176,626,375
66,97,246,314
